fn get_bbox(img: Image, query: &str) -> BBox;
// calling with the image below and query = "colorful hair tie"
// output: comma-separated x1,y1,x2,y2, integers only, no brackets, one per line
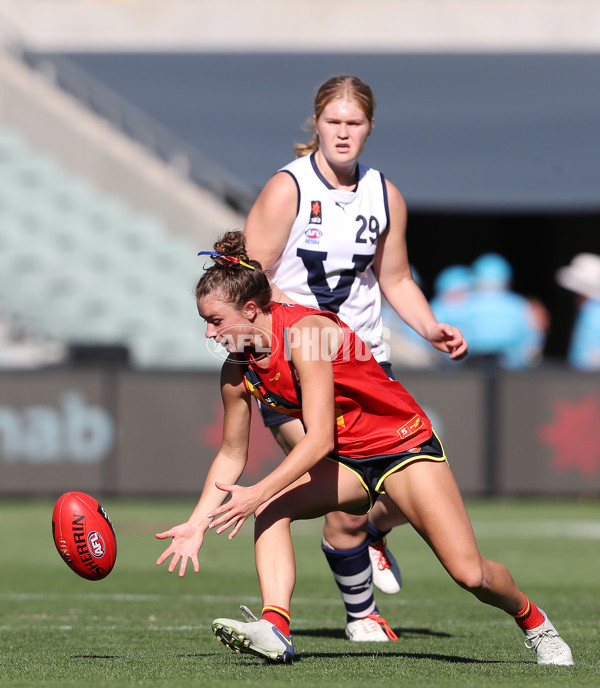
197,251,256,270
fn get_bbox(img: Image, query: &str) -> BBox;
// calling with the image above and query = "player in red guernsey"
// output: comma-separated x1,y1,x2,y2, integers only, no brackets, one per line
239,301,433,463
156,232,573,668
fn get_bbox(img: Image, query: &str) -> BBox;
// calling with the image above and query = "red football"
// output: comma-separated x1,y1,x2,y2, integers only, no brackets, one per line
52,491,117,581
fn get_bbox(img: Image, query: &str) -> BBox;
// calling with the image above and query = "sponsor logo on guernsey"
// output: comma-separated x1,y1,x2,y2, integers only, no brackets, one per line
269,372,281,382
397,414,423,439
309,200,322,224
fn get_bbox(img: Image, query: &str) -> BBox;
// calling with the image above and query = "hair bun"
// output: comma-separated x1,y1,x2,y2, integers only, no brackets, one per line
214,231,249,261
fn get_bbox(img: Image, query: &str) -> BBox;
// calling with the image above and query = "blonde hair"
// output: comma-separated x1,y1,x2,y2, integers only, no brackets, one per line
293,75,376,158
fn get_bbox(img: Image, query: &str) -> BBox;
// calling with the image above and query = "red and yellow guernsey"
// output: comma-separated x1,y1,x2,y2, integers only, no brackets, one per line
238,302,432,460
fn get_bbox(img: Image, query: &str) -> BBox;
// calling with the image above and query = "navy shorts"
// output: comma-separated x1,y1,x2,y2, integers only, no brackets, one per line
258,361,395,428
326,432,447,512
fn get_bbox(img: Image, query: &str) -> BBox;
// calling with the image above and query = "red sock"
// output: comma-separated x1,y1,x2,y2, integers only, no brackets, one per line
511,594,545,630
262,605,290,636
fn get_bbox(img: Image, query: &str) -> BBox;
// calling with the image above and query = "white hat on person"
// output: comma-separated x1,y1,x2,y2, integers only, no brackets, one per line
556,253,600,300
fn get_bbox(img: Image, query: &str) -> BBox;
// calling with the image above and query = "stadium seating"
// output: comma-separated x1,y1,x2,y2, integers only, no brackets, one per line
0,127,218,369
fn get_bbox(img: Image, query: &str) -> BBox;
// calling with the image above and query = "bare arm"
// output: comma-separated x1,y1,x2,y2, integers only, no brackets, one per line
208,315,339,534
244,171,299,302
374,181,468,360
155,359,251,575
248,315,337,496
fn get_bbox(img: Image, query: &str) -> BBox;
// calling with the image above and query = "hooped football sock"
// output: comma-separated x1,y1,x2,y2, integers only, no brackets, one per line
321,536,378,622
510,594,545,630
367,520,391,544
262,605,291,636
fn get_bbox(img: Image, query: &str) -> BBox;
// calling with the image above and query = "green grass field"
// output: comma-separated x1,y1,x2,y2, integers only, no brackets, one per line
1,497,599,687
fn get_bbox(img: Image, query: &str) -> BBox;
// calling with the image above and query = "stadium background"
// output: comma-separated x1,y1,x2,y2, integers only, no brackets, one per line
0,0,599,497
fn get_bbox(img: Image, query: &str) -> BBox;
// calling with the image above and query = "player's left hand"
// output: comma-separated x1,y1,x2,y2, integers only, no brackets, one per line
207,483,262,539
428,323,469,361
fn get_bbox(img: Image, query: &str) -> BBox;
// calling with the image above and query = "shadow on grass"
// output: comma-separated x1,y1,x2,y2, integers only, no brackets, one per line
176,650,528,666
178,651,520,665
293,627,452,640
297,651,515,664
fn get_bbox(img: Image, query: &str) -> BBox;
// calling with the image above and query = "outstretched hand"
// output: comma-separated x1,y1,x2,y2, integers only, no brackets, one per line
207,482,263,539
428,323,468,361
155,522,205,577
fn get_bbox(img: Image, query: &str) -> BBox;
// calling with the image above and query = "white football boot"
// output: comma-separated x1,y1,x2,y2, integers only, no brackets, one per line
345,613,398,642
368,538,402,595
212,605,294,663
522,610,574,666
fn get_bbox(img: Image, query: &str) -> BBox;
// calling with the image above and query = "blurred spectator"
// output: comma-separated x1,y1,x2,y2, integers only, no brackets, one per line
556,253,600,370
465,253,546,369
525,295,551,346
430,265,474,344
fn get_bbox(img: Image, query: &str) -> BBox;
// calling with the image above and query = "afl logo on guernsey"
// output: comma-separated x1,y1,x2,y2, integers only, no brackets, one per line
304,227,322,244
309,200,322,224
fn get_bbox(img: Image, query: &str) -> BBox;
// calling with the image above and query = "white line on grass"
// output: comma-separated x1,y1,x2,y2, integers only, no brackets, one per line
472,520,600,539
0,625,203,632
0,593,369,607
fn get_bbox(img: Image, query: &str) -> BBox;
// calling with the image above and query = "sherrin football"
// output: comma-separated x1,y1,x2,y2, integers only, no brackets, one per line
52,491,117,580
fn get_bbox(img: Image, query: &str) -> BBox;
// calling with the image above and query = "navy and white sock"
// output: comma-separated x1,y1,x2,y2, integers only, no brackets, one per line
321,536,378,622
367,520,391,545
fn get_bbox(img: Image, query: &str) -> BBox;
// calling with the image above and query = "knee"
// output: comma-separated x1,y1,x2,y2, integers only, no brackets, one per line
324,511,367,537
449,561,487,593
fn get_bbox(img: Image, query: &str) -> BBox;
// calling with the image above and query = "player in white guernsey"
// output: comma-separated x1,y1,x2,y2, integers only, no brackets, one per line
244,76,467,642
270,154,389,363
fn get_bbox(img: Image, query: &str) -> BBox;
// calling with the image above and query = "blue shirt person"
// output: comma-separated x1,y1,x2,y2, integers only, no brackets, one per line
429,265,474,347
556,253,600,370
465,253,545,369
